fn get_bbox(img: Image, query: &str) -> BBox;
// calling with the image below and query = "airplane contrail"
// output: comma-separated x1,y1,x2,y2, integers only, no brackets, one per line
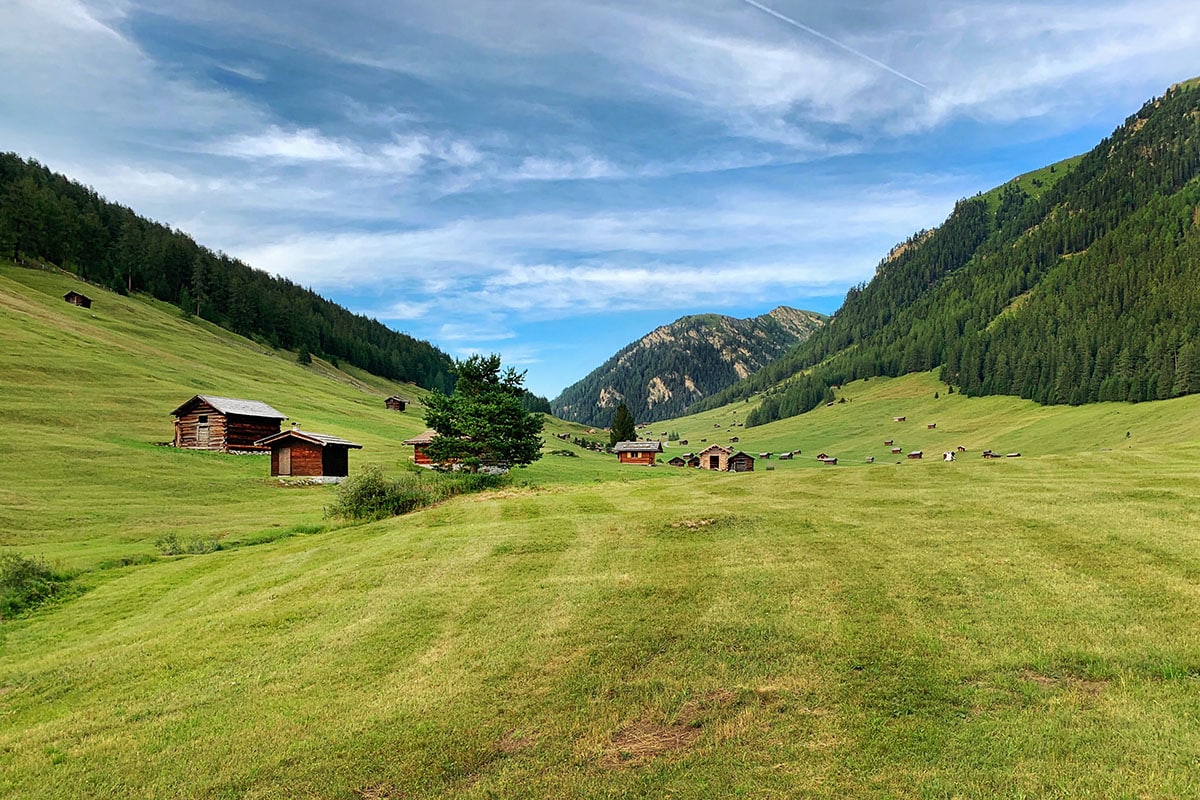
736,0,930,91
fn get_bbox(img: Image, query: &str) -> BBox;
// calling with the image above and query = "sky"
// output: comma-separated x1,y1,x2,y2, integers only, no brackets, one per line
2,1,1198,398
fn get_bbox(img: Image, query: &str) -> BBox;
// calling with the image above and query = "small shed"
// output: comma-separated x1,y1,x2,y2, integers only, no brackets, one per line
730,436,739,443
891,447,903,454
908,450,924,459
613,440,663,466
894,416,906,422
255,426,362,478
727,451,755,472
778,452,793,460
698,444,731,471
884,439,894,446
63,290,92,309
403,429,440,466
927,423,937,430
385,395,407,412
171,395,286,452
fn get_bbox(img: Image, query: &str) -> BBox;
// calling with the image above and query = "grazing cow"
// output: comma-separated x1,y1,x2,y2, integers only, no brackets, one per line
943,451,955,462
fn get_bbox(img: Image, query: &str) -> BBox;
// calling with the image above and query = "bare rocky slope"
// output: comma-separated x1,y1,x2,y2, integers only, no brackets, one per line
551,306,825,427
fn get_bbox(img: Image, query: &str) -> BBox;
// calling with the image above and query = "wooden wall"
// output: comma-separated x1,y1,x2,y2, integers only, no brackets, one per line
618,451,656,465
175,403,280,452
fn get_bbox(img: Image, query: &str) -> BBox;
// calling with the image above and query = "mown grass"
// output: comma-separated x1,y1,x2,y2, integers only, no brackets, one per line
5,261,1200,797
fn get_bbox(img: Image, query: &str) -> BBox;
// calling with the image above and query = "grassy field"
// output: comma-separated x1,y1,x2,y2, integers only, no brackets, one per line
4,262,1200,798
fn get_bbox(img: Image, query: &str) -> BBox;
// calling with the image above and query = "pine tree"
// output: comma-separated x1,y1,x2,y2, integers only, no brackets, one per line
609,403,635,446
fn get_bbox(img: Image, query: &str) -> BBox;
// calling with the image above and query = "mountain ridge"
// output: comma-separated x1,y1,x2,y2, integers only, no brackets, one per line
552,305,825,427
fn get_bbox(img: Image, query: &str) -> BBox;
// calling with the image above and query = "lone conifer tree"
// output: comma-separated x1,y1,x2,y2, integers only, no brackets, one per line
609,402,635,447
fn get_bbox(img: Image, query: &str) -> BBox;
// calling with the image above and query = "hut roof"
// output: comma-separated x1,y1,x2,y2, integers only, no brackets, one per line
64,290,91,302
255,429,362,449
613,440,663,453
403,429,439,446
386,395,406,402
698,444,731,456
728,451,755,461
171,394,286,419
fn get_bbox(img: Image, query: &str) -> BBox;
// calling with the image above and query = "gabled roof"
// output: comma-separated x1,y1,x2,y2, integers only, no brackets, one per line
385,395,406,402
728,451,755,461
697,444,731,455
613,440,663,453
403,429,439,446
63,290,91,300
254,429,362,449
171,394,286,419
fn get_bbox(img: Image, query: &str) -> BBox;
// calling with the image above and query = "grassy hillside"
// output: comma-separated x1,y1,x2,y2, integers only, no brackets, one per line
5,260,1200,797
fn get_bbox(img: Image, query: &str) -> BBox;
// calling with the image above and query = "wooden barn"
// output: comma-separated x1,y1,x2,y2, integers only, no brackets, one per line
403,429,440,466
668,454,700,468
385,395,407,412
613,440,663,465
727,451,755,472
171,395,286,452
63,290,92,309
255,426,362,478
908,450,924,459
698,444,731,471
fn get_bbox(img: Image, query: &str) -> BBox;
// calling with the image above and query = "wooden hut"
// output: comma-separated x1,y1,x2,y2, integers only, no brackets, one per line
698,444,731,472
171,395,286,452
255,426,362,478
63,290,92,309
613,440,663,465
907,450,924,459
727,451,755,472
403,429,440,466
385,395,407,412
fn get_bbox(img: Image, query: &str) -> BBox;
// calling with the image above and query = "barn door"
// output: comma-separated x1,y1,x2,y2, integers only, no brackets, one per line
279,447,291,475
196,415,210,446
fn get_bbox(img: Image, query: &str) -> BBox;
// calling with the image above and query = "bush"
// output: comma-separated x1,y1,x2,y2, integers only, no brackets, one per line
326,465,510,521
155,532,221,555
1,553,72,619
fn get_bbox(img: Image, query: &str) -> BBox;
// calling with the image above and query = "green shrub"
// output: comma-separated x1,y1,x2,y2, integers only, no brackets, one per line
0,553,72,619
155,532,221,555
326,465,510,521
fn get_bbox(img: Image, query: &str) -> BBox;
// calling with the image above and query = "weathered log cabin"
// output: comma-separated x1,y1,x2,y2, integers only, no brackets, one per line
727,451,755,472
255,426,362,478
403,429,439,466
63,290,92,308
172,395,286,452
385,395,407,412
613,440,663,465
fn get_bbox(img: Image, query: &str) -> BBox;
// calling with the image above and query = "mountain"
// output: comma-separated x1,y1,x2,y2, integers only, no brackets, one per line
693,78,1200,426
552,306,825,427
0,153,456,392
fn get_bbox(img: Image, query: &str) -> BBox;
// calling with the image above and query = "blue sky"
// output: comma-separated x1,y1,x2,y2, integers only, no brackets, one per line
2,1,1198,398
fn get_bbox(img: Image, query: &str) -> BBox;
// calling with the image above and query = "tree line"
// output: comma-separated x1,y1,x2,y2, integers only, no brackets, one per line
697,81,1200,426
0,153,456,392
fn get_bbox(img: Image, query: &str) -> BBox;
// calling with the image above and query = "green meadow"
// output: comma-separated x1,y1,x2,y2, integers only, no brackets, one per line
4,263,1200,798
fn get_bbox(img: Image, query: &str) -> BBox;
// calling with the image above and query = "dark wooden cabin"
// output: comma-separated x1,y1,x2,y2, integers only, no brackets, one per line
613,440,663,465
385,395,407,412
727,451,755,472
171,395,286,452
255,427,362,478
63,290,92,308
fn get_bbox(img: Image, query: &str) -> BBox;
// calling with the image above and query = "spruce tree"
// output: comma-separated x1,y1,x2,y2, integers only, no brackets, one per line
609,403,635,446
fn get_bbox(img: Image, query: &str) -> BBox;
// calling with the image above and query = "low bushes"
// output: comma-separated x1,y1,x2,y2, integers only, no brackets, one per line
327,465,509,521
0,553,72,619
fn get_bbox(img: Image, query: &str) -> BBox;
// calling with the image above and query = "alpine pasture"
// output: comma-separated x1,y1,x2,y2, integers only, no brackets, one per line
4,262,1200,798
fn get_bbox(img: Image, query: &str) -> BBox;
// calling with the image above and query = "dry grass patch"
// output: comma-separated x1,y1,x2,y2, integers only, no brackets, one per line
354,783,403,800
1021,669,1108,696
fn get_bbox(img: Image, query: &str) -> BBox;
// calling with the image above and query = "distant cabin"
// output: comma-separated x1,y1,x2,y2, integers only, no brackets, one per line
613,440,663,466
891,447,903,454
908,450,924,459
727,451,755,472
403,429,440,466
778,452,793,460
698,444,731,471
927,423,937,429
730,436,739,443
256,426,362,478
884,439,894,446
385,395,407,412
63,290,92,309
668,455,700,468
171,395,286,452
894,416,906,422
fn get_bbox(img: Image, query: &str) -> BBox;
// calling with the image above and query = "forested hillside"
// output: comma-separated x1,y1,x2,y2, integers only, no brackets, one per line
697,79,1200,426
553,306,825,426
0,154,455,392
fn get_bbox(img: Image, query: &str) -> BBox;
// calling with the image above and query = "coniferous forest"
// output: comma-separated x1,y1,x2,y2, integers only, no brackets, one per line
0,154,456,393
699,80,1200,426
